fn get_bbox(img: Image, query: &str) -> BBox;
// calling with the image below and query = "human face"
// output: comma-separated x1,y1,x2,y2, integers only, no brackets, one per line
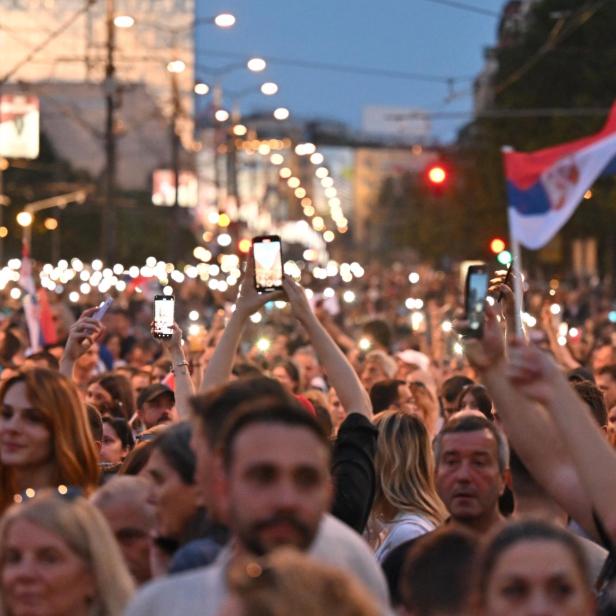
131,374,150,402
139,395,174,429
2,518,96,616
596,373,616,410
435,429,504,531
482,540,595,616
272,366,296,394
294,354,319,390
395,384,418,414
607,406,616,442
223,423,332,556
459,391,480,413
98,500,154,585
85,382,113,410
144,448,200,538
327,389,346,431
100,422,126,465
75,343,99,373
0,382,53,470
361,360,387,392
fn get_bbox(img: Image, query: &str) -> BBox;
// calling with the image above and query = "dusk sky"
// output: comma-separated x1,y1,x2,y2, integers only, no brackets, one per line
195,1,504,143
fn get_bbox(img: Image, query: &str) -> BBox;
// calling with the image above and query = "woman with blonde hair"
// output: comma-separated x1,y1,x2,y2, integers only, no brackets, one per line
371,409,447,562
0,368,99,513
0,488,134,616
220,548,380,616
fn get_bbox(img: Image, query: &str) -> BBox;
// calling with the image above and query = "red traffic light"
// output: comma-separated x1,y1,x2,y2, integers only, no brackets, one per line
427,164,447,185
490,238,506,254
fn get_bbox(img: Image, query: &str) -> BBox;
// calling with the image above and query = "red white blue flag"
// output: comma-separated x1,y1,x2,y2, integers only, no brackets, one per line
503,104,616,249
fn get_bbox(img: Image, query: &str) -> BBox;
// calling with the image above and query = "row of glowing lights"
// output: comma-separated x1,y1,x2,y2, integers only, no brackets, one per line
0,256,366,302
273,147,348,239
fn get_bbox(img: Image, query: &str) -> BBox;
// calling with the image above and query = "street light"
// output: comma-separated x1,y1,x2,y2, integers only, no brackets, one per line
213,13,236,28
167,60,186,74
113,14,135,28
16,211,33,228
273,107,290,120
260,82,278,96
246,57,267,72
194,82,210,95
215,109,230,122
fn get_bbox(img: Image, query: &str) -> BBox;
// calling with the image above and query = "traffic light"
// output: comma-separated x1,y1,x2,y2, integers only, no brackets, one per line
489,237,506,254
427,164,447,186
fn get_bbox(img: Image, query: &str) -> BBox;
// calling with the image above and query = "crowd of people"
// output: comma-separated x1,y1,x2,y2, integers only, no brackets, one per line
1,250,616,616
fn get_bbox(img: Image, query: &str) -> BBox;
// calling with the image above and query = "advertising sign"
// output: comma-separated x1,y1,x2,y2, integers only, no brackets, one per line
0,95,40,159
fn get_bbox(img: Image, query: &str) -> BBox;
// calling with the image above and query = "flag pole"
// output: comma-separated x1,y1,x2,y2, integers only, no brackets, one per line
502,145,524,338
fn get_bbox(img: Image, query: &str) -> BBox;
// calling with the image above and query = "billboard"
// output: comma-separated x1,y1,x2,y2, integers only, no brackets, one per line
0,95,39,159
362,106,431,143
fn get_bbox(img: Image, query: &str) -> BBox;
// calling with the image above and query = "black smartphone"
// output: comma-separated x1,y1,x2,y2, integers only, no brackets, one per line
252,235,283,293
153,295,174,340
496,260,514,303
463,264,489,338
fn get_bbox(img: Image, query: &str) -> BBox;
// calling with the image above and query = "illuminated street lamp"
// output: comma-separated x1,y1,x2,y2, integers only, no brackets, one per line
194,82,210,95
214,13,236,28
260,82,278,96
167,60,186,74
16,211,33,228
113,14,135,28
246,57,267,72
273,107,290,120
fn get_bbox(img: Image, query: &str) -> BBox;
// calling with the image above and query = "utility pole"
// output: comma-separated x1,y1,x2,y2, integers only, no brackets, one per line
102,0,117,264
169,70,181,262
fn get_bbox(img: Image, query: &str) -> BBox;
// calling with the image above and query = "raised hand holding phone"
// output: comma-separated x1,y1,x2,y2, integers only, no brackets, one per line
460,264,489,338
252,235,283,293
153,295,175,340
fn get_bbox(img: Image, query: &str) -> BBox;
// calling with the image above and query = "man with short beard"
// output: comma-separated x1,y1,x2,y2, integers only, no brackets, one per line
126,401,391,616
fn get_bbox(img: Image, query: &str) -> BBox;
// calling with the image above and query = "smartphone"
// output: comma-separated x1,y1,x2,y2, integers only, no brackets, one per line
463,264,489,338
252,235,283,293
93,296,113,321
153,295,174,340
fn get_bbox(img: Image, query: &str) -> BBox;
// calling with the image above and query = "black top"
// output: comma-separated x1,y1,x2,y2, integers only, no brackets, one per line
330,413,378,534
594,512,616,616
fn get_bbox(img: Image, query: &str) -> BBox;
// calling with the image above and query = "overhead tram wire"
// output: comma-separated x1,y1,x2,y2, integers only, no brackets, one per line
0,0,96,85
420,0,500,18
197,49,473,85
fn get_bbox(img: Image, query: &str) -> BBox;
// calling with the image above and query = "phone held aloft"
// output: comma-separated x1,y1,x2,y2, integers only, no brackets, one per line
462,264,489,338
252,235,283,293
153,294,175,340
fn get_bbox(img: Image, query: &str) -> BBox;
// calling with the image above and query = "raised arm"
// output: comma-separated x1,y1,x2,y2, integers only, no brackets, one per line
507,340,616,542
59,307,104,378
200,252,282,392
459,307,597,537
283,276,372,418
154,323,194,420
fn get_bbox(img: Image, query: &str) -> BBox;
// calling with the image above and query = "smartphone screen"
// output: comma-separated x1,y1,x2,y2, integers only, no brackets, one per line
465,265,489,337
154,295,174,339
253,235,283,292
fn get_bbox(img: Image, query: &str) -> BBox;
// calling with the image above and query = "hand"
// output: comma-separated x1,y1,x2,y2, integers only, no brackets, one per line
63,307,105,362
282,275,313,325
234,250,284,319
489,269,516,322
151,321,183,352
454,305,505,373
505,339,561,406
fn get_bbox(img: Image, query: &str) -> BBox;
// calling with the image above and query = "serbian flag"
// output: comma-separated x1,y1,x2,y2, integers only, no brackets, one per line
503,104,616,249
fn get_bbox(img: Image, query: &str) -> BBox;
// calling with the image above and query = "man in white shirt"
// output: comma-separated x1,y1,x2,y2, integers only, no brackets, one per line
126,399,390,616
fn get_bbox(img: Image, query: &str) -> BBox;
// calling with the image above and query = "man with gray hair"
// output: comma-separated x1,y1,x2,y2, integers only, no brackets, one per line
434,411,509,534
91,476,155,585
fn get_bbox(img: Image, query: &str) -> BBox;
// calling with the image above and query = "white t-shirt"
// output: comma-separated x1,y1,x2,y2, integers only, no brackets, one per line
126,514,393,616
374,512,436,563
